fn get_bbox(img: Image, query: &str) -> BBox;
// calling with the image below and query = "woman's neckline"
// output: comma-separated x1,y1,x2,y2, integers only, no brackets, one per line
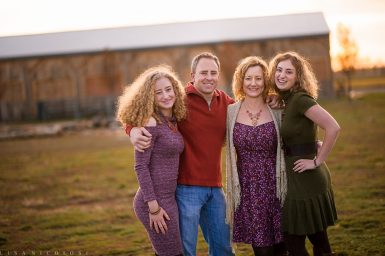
235,120,273,128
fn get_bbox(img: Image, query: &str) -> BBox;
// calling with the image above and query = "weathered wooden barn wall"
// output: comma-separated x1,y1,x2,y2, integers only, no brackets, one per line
0,34,332,121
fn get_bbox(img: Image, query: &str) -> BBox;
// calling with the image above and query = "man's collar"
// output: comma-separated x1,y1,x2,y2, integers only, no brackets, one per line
186,82,219,98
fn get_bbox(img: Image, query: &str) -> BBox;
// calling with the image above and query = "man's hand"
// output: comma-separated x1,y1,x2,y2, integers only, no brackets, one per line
266,94,284,109
130,127,152,152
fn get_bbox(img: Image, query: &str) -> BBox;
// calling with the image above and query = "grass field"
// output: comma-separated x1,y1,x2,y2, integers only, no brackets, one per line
333,72,385,90
350,77,385,89
0,93,384,255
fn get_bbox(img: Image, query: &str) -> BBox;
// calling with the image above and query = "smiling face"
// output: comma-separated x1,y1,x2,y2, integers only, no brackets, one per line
191,57,219,98
154,76,176,117
274,59,297,91
242,65,265,99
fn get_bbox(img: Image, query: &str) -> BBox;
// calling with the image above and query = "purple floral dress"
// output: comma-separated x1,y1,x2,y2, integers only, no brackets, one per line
232,121,283,247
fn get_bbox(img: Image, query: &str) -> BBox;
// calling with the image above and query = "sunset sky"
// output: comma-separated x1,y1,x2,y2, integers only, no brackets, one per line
1,0,384,69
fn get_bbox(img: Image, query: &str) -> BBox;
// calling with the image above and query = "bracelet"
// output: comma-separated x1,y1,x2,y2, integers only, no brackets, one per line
313,158,318,168
149,207,161,215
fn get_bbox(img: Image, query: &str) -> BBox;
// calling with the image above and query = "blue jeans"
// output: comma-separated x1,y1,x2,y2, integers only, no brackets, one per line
176,185,234,256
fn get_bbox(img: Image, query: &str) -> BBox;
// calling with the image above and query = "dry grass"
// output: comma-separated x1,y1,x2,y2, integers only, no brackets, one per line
0,93,384,255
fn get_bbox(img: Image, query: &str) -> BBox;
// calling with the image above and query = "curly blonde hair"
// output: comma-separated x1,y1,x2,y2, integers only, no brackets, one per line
116,65,186,127
232,56,270,101
269,51,319,99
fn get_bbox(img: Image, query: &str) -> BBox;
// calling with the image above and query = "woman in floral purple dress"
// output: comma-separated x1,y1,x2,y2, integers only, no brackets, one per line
226,56,287,256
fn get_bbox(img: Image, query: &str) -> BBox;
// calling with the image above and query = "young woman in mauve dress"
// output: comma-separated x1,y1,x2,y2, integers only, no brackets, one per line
116,65,186,256
225,56,288,256
269,51,340,256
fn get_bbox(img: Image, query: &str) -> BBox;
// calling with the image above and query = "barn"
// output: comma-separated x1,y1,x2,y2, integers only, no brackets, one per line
0,12,333,121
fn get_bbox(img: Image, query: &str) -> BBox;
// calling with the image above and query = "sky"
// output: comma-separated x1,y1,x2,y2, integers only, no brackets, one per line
1,0,384,69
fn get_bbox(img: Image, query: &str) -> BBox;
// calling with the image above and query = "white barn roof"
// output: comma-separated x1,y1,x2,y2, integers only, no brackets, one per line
0,12,329,59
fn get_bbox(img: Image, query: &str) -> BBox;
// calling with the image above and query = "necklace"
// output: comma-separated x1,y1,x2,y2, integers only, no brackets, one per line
166,119,178,133
246,109,263,127
160,111,178,133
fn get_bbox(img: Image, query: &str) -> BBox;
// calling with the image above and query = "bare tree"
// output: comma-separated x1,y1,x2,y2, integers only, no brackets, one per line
21,59,44,119
65,55,92,119
102,49,117,93
216,42,240,94
336,23,358,100
0,63,8,100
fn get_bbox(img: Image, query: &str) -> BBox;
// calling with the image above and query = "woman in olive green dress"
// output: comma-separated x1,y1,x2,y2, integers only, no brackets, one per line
269,52,341,256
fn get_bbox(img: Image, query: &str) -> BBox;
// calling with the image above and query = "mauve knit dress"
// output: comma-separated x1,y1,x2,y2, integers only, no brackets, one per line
133,119,184,256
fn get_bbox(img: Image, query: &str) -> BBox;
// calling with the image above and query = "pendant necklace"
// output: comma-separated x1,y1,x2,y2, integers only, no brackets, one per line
246,108,263,127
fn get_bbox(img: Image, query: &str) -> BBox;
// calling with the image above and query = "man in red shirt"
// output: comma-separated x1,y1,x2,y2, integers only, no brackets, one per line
130,52,235,256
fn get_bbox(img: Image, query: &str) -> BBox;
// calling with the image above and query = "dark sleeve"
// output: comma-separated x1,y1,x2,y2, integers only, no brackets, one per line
134,126,158,202
295,92,317,115
124,124,132,135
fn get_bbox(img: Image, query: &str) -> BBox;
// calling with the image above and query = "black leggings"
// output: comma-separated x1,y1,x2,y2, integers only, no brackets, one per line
252,241,288,256
284,230,332,256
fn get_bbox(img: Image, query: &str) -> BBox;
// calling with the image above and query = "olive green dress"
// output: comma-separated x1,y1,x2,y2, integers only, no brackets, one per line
281,90,337,235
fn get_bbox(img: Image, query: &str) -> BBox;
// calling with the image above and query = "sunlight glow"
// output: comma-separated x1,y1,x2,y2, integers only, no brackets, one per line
0,0,384,69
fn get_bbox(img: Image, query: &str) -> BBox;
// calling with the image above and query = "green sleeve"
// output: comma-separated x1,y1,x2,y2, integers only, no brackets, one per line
295,92,317,114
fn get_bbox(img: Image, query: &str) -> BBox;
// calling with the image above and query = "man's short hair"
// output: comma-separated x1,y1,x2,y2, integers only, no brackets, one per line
191,52,221,73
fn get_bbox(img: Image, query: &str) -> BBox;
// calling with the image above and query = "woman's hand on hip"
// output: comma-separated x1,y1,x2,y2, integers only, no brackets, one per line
293,158,316,173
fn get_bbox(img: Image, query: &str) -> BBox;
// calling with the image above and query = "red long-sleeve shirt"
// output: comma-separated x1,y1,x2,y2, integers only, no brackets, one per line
177,83,234,187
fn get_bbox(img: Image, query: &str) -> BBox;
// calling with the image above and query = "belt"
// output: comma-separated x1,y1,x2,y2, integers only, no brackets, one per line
283,142,317,156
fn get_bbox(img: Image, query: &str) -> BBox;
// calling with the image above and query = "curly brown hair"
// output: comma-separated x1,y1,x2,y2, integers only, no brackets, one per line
269,51,319,99
116,65,186,127
232,56,270,101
